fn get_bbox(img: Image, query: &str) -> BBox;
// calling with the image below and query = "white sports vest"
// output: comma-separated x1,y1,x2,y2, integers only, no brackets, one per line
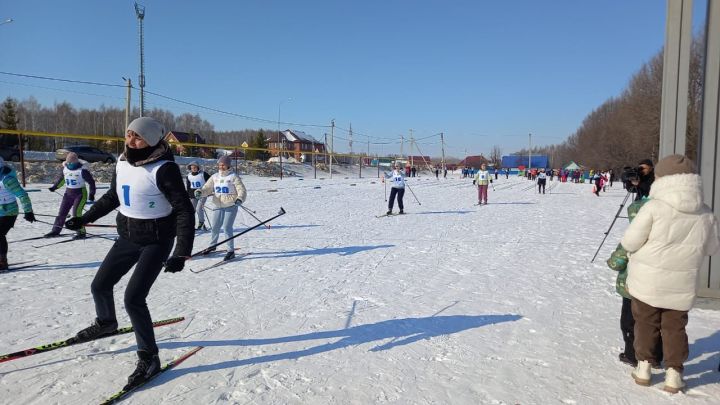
116,159,173,219
63,167,86,189
0,180,16,204
212,172,238,197
390,170,405,188
187,172,206,189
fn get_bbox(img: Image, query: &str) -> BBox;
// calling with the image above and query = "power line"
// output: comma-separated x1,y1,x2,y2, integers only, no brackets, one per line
0,71,125,88
0,70,331,129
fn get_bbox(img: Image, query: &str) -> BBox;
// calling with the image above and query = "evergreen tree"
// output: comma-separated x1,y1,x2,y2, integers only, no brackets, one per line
248,131,269,161
1,97,20,130
0,97,20,149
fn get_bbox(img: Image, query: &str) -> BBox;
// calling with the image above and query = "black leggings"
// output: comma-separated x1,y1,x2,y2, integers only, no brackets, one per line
388,188,405,211
91,236,174,354
537,179,546,194
0,215,17,257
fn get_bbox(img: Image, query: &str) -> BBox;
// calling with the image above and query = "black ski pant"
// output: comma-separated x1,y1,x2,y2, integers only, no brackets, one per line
388,187,405,212
537,179,546,194
91,236,173,354
0,215,17,257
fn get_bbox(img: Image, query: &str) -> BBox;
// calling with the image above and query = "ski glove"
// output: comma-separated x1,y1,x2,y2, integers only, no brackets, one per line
24,212,36,223
163,256,187,273
64,216,85,231
472,180,476,185
48,186,57,192
193,190,202,198
235,199,243,206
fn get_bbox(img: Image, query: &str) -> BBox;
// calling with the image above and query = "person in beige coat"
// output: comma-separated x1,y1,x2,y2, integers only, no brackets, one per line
621,154,720,393
195,155,247,261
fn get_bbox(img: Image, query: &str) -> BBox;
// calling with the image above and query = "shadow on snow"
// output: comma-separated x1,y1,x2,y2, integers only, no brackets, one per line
244,244,394,259
156,314,522,381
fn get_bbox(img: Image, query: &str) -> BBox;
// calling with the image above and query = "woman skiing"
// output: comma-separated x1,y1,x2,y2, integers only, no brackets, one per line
473,163,492,204
185,161,211,231
195,155,247,261
65,117,195,390
0,157,35,271
46,152,96,239
383,162,406,214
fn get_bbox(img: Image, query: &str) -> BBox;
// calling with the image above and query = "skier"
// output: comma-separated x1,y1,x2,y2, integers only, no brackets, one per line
195,155,247,261
185,161,211,231
383,162,405,214
46,152,96,239
537,168,547,194
0,157,35,271
593,171,602,196
64,117,194,389
472,163,492,205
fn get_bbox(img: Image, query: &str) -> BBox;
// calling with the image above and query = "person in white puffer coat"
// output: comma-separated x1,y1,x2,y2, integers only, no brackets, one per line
621,154,720,394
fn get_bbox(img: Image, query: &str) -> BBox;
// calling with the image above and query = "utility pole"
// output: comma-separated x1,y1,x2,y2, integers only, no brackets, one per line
329,119,334,179
528,133,532,170
409,129,415,167
349,123,353,156
400,134,404,160
134,3,146,116
440,132,446,171
123,78,132,130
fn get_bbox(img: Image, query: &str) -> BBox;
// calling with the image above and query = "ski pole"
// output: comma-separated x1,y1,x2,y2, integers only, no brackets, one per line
405,183,421,205
202,205,214,229
84,224,117,228
384,177,387,202
33,219,117,242
240,204,270,228
192,207,286,257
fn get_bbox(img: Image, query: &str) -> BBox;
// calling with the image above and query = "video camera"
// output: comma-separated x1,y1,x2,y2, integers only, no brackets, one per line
620,166,640,193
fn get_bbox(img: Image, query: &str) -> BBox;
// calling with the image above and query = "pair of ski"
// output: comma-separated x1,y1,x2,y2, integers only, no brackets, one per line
375,212,405,218
0,259,47,273
190,251,251,273
0,316,202,404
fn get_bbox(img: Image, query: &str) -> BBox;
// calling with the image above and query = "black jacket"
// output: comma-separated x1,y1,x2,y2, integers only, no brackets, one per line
82,141,195,257
634,171,654,201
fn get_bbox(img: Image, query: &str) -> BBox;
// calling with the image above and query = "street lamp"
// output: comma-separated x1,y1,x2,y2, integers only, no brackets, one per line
277,98,292,180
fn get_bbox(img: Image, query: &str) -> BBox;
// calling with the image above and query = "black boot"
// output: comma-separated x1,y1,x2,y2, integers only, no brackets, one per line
223,251,235,261
72,232,87,240
618,352,637,367
124,350,161,390
201,247,216,255
43,231,61,238
75,318,118,342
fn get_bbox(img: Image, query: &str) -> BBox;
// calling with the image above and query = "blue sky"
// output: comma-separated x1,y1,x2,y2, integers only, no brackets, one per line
0,1,706,157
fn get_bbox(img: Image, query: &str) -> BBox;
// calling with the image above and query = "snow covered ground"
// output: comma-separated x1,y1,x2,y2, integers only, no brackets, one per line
0,172,719,404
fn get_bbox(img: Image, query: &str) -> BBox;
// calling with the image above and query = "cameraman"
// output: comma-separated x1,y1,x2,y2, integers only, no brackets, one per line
632,159,654,201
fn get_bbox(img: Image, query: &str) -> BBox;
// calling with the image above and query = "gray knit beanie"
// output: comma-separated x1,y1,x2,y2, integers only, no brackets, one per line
127,117,165,147
218,155,232,167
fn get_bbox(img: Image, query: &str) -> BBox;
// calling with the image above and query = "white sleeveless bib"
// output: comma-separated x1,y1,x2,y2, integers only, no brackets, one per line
63,167,86,189
115,159,173,219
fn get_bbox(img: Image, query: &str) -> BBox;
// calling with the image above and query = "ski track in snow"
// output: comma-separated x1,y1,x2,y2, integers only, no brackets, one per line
1,168,719,404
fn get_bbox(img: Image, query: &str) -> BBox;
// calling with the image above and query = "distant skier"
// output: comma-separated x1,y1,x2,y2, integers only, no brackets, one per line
0,157,35,271
383,162,405,215
185,161,211,231
46,152,96,239
473,163,492,205
65,117,194,390
195,155,247,261
537,168,547,194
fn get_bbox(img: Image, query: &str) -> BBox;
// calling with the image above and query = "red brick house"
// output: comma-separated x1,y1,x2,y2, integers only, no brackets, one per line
268,129,325,162
165,131,211,157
